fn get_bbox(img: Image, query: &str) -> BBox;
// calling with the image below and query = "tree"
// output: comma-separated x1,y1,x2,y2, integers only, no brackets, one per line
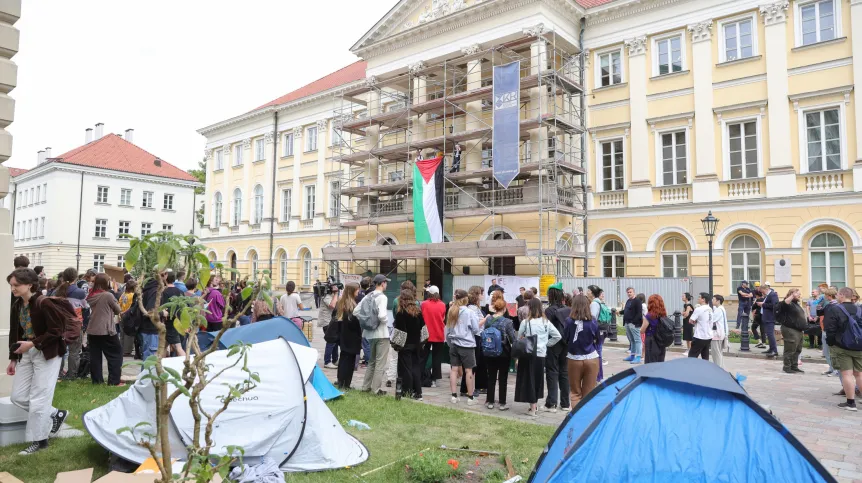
119,233,272,482
188,157,206,228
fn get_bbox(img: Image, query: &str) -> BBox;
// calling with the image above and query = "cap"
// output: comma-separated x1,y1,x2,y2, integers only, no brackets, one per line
741,280,749,285
549,282,563,292
372,274,391,284
426,285,440,295
754,282,761,287
763,280,771,286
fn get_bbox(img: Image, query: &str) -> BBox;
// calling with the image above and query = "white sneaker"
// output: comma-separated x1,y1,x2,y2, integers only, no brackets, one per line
450,396,459,404
431,380,438,388
542,406,558,413
498,404,510,411
486,403,494,409
466,398,477,406
324,363,337,369
602,360,609,366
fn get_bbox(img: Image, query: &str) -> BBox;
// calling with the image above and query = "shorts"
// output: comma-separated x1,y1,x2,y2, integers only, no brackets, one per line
830,346,862,372
449,345,477,369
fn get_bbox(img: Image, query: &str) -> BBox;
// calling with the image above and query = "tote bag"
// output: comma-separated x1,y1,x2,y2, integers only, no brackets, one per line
511,319,537,360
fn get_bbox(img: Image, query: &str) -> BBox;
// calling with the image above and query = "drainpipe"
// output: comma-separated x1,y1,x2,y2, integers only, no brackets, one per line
579,16,588,278
268,110,279,272
75,171,84,272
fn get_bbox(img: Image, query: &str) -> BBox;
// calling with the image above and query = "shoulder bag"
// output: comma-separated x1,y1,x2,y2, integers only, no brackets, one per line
511,319,537,360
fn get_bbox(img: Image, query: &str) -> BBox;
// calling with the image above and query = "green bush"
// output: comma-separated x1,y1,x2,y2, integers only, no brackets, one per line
405,451,462,483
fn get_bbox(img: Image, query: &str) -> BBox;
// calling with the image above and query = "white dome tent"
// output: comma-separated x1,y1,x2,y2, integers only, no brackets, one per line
83,339,368,472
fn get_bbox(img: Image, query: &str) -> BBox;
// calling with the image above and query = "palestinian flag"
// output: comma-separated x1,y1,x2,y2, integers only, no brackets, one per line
413,155,444,244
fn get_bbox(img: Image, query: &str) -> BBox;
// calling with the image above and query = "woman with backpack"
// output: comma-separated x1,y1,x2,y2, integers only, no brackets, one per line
393,289,426,400
586,285,609,382
544,283,571,412
445,289,482,405
52,267,87,380
642,294,668,363
564,295,599,406
86,274,124,386
514,298,562,417
483,290,516,410
334,284,362,389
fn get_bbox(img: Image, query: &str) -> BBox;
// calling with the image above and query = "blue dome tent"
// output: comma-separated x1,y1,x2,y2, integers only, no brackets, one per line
197,317,342,401
529,358,836,483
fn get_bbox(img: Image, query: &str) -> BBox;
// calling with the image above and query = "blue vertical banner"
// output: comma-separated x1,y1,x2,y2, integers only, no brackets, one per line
492,61,521,189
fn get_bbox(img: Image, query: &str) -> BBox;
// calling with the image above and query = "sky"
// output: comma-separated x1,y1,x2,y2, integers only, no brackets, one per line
7,0,394,173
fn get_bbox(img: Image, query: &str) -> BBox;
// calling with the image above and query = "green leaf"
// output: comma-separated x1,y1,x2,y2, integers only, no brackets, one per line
250,373,261,383
134,422,152,429
157,243,173,270
241,286,253,300
168,379,192,397
261,292,272,307
116,426,132,435
262,269,271,276
125,244,141,272
163,366,181,380
199,268,211,290
195,252,211,267
227,346,240,358
122,360,144,368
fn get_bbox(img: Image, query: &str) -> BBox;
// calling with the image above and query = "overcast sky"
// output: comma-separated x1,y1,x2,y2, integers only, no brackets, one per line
7,0,393,172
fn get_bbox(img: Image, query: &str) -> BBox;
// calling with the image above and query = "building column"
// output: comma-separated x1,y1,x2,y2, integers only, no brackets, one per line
528,36,548,164
262,131,275,234
316,119,328,228
241,138,252,229
851,0,862,191
688,20,720,203
760,1,796,198
204,148,214,235
464,50,483,171
409,62,427,157
291,127,303,231
365,84,381,185
221,143,231,234
624,36,651,207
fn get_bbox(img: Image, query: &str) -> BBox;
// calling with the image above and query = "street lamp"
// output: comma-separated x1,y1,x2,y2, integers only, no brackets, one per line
701,211,719,301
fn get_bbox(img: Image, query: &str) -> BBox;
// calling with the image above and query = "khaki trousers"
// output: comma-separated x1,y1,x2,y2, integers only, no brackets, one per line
567,358,599,407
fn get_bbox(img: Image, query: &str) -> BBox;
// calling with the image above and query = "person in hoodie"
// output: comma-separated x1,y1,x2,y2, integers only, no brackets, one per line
564,294,600,406
86,274,123,385
543,283,571,413
52,268,87,380
202,276,226,333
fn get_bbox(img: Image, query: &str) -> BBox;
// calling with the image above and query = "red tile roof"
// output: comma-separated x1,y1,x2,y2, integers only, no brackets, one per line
47,134,198,182
255,60,367,110
7,167,28,177
576,0,616,7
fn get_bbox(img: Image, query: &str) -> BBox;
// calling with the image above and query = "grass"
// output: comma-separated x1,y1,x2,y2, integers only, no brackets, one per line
0,383,554,482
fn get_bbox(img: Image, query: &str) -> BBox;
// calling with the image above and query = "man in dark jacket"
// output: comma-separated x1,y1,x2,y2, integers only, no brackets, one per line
543,283,571,412
757,282,779,356
622,287,643,363
139,275,164,359
823,287,862,411
776,289,807,374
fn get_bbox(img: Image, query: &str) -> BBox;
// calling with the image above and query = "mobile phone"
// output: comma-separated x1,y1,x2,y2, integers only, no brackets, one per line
10,342,21,352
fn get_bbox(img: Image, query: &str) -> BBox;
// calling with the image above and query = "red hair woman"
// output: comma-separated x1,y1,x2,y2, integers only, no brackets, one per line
640,294,668,363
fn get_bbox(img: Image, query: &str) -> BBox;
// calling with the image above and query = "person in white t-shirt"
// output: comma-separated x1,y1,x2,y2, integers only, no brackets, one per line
279,281,304,328
710,295,729,369
688,292,714,360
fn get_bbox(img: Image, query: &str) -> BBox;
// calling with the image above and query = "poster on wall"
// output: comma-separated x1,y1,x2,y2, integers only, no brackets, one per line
341,274,362,286
774,259,792,284
484,275,540,304
492,61,521,189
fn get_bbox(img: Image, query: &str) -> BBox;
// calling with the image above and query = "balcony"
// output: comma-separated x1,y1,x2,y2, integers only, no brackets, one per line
802,171,847,194
596,191,626,209
723,179,764,199
230,226,239,234
445,183,583,216
655,185,690,204
301,219,314,229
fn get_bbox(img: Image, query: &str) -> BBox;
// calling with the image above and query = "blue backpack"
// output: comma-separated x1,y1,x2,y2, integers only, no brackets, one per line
481,318,504,358
835,304,862,351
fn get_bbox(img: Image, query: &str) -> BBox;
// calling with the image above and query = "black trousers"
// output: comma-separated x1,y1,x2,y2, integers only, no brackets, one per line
544,344,570,408
645,334,667,363
337,351,358,389
397,346,422,397
425,342,445,380
485,356,510,405
89,334,123,385
689,338,710,361
751,317,765,343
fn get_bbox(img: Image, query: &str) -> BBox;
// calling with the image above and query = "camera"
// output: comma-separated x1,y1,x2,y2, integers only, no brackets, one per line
326,276,343,292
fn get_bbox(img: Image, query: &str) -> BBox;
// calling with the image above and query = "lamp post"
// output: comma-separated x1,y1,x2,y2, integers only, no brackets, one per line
701,211,719,302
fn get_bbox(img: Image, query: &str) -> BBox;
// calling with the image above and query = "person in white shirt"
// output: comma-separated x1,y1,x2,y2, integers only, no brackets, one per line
355,274,391,395
688,292,714,360
278,281,304,319
710,295,729,369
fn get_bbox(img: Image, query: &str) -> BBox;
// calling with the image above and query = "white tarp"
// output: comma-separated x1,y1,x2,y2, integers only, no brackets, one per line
83,339,368,472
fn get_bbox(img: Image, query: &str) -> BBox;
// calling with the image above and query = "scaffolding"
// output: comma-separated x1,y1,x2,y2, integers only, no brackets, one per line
326,30,587,279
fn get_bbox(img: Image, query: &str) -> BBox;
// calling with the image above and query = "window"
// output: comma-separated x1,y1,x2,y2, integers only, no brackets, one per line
730,235,761,289
22,189,27,206
31,219,37,239
42,184,47,202
29,188,33,206
93,254,105,273
40,217,45,238
97,186,109,203
232,188,242,226
556,234,576,277
283,133,294,156
253,185,264,224
162,224,173,232
301,249,312,285
120,188,132,206
654,34,684,75
305,185,316,219
306,126,318,152
36,186,40,204
721,17,754,62
142,191,153,208
660,131,687,186
251,252,259,280
661,238,689,277
117,254,125,267
14,222,18,240
357,176,365,187
215,149,224,170
727,121,759,179
141,222,152,236
602,240,626,278
805,108,841,172
329,181,340,217
234,145,243,166
94,219,107,238
600,139,624,191
810,232,846,289
389,171,404,182
597,49,622,87
214,192,223,226
255,138,265,161
163,194,174,210
281,189,291,221
119,220,130,236
798,0,836,46
331,122,343,146
279,252,288,285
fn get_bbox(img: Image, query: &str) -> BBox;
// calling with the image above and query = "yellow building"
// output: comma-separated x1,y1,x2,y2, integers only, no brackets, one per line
201,0,862,300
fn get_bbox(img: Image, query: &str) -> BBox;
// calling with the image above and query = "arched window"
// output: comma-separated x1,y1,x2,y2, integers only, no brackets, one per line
279,251,288,285
300,248,312,285
249,251,259,280
556,233,575,277
232,188,242,226
253,185,264,224
602,240,625,278
229,252,238,281
489,231,515,275
661,237,688,278
730,235,761,288
213,192,222,227
810,232,846,289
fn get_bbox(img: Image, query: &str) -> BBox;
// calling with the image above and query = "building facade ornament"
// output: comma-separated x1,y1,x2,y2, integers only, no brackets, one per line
624,36,648,57
522,23,546,38
688,20,713,43
417,0,468,25
242,138,251,149
264,132,273,144
408,61,427,74
364,76,378,88
204,149,213,160
293,126,303,138
759,1,789,26
460,43,481,56
223,144,232,155
316,119,328,131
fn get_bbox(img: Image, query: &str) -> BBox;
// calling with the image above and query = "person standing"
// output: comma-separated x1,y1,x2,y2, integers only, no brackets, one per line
622,287,643,363
564,295,600,406
161,272,186,357
320,284,340,369
642,294,668,364
737,281,753,330
820,288,839,376
357,275,391,395
710,295,729,369
278,281,305,329
459,286,488,397
356,276,372,367
7,268,70,455
751,286,767,349
393,289,426,400
483,291,516,411
587,285,610,381
445,289,482,405
387,281,417,388
202,276,226,333
420,285,446,387
688,293,713,360
543,283,571,412
86,274,123,385
487,278,502,296
514,298,562,417
334,284,361,389
758,282,779,357
516,287,527,308
681,293,694,351
52,268,87,380
823,287,862,411
173,271,188,293
776,288,807,374
449,143,462,173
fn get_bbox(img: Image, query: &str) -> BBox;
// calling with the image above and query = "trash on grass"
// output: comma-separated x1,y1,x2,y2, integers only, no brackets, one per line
347,419,371,430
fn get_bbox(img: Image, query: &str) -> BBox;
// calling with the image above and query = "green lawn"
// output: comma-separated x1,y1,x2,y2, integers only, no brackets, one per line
0,382,554,482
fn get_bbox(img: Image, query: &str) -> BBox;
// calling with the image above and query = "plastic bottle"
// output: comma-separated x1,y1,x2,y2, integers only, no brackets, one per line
347,420,371,431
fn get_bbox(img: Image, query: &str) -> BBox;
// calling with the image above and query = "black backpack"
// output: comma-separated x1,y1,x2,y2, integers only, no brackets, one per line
121,295,144,337
654,316,675,348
